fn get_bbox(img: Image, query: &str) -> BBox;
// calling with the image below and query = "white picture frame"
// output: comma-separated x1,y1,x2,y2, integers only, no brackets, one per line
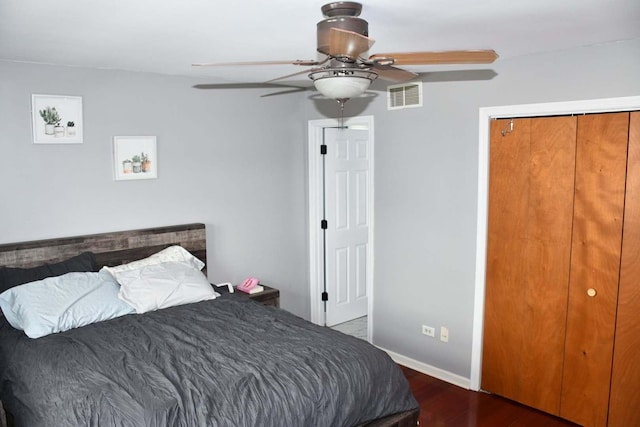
113,136,158,181
31,94,83,144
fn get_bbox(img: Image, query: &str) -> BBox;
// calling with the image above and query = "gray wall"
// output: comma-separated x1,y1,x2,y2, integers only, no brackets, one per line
0,61,311,318
2,37,639,381
306,38,640,378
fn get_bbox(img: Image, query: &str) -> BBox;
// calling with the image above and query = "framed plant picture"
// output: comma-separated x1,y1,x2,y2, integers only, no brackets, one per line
113,136,158,181
31,94,83,144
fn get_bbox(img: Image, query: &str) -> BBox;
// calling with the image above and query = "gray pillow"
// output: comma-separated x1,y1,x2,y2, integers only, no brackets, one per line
0,252,97,294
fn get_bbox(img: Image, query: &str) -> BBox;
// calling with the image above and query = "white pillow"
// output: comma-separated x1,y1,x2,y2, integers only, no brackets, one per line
114,261,218,314
0,271,135,339
101,245,204,276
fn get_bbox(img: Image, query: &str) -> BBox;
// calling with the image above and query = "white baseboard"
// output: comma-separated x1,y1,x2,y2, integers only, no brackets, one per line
379,347,471,390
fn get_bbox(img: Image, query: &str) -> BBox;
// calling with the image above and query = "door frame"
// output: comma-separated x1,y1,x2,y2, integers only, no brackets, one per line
470,95,640,391
308,115,375,340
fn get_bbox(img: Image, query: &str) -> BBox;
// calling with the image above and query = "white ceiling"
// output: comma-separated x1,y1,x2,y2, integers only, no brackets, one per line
1,0,639,87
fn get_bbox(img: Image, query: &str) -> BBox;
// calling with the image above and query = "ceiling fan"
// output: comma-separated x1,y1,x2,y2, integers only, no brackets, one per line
193,1,498,102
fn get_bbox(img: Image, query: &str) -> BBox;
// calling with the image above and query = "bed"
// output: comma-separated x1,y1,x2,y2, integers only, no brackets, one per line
0,223,418,427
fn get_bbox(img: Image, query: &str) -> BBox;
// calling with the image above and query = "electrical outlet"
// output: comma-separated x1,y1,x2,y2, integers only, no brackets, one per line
422,325,435,337
440,326,449,343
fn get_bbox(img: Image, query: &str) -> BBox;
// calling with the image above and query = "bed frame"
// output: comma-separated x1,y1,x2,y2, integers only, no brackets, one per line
0,223,207,270
0,223,418,427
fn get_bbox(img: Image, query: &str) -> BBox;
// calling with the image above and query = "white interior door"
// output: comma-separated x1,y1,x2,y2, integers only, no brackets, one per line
324,127,370,326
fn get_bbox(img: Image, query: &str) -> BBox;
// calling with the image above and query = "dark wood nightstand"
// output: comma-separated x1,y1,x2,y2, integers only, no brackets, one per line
213,283,280,308
236,285,280,308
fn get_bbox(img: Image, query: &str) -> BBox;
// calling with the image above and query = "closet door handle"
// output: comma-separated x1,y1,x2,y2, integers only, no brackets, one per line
587,288,597,297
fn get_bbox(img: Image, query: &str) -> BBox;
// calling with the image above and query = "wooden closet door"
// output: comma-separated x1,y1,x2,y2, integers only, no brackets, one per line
482,116,577,414
608,111,640,427
560,113,630,427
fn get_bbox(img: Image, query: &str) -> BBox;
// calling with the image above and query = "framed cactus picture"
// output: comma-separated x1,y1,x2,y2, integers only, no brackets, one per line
31,94,83,144
113,136,158,181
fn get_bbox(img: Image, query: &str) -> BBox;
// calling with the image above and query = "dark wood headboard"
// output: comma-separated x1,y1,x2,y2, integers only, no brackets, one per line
0,223,207,269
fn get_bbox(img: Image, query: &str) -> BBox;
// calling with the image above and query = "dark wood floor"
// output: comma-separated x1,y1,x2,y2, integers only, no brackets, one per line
400,366,580,427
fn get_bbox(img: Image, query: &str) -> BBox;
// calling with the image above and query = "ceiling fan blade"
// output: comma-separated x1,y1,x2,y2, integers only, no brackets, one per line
266,68,318,83
260,87,309,98
193,83,306,90
192,82,308,97
369,50,498,66
265,56,330,82
371,64,418,83
328,28,375,59
192,59,320,67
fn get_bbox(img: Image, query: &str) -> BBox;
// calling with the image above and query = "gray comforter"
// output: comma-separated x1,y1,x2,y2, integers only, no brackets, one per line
0,294,417,427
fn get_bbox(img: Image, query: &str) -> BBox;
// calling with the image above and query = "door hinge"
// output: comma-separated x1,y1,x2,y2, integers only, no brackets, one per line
321,219,328,229
320,144,327,155
322,291,328,301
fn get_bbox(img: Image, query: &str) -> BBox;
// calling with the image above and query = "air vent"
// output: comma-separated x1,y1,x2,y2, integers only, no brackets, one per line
387,82,422,110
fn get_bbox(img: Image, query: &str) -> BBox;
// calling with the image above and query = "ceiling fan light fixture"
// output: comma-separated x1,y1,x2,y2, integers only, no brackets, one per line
309,68,377,99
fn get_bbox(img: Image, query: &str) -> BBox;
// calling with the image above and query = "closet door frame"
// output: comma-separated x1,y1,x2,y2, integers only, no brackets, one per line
470,95,640,391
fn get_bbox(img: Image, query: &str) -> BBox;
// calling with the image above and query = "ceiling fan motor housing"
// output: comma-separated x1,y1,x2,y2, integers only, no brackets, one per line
317,2,368,56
